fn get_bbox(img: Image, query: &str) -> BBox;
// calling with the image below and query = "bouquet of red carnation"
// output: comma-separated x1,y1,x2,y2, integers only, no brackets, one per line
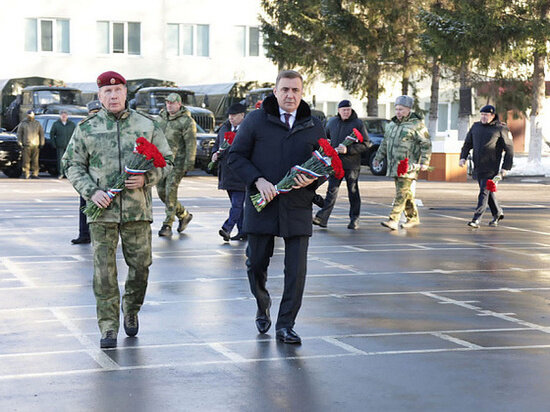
250,138,344,212
486,175,502,192
342,128,364,146
208,131,236,170
397,157,433,177
83,137,167,219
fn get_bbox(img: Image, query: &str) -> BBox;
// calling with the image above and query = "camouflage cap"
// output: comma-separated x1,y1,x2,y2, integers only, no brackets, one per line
165,93,182,103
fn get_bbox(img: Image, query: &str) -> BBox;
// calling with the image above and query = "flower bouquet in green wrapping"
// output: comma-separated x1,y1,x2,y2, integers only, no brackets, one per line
486,175,502,192
250,139,345,212
342,128,364,146
208,131,236,171
83,137,167,219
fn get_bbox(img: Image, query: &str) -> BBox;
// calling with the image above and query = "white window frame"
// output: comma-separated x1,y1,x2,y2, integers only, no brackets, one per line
25,17,70,53
166,23,210,57
233,25,261,57
97,21,141,56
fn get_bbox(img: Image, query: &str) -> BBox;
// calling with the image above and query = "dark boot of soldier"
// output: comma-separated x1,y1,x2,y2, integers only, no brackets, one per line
177,213,193,233
100,330,117,348
158,224,172,237
124,313,139,337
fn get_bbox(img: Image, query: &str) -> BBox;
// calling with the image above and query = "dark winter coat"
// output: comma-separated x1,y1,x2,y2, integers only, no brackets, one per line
325,110,368,170
227,94,326,237
213,120,245,191
50,119,76,149
460,117,514,179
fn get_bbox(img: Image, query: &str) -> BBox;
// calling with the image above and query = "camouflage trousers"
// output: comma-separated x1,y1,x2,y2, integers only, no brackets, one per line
90,221,152,334
156,168,188,226
21,145,40,178
389,177,419,222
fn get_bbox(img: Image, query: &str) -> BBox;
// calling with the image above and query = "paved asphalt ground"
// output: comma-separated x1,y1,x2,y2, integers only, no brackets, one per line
1,170,550,411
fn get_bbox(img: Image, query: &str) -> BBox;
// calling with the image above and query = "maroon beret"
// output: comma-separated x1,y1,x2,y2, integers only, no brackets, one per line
96,71,126,88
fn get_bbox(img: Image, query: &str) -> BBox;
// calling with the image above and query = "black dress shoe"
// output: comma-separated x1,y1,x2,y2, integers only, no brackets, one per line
255,307,271,334
489,214,504,227
312,194,325,208
347,220,359,230
312,216,327,228
71,237,91,244
219,228,231,242
230,233,247,241
276,327,301,344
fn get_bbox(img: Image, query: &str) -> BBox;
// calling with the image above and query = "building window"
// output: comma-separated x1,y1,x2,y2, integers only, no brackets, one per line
326,101,338,116
233,25,261,57
25,18,70,53
97,21,141,55
166,23,209,57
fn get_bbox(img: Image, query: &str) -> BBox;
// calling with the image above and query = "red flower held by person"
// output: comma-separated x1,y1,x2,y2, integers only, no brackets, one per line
224,131,236,145
486,179,497,192
136,137,167,168
318,138,344,179
349,128,364,143
397,158,409,176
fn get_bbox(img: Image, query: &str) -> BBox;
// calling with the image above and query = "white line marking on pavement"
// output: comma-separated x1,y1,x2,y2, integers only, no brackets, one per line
322,337,367,355
49,308,120,370
208,343,247,362
433,213,550,236
430,332,483,349
0,257,36,287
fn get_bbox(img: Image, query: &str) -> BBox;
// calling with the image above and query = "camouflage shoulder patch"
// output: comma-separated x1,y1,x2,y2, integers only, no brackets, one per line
79,112,98,125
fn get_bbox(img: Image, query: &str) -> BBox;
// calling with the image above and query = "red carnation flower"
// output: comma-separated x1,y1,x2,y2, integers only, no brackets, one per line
224,131,236,145
351,128,364,143
397,158,409,176
486,179,497,192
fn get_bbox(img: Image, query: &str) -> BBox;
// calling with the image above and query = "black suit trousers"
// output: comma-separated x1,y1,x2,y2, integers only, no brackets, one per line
246,234,309,330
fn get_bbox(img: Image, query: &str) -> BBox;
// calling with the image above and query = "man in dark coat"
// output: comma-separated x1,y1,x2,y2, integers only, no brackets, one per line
213,103,247,241
50,110,76,178
313,100,368,229
459,105,514,228
227,70,325,344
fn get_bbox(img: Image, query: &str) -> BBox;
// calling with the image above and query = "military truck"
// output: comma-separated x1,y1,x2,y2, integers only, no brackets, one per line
0,77,66,130
132,87,215,133
183,81,274,126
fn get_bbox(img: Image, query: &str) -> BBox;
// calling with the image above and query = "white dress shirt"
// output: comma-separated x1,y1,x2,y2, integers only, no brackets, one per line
279,108,297,128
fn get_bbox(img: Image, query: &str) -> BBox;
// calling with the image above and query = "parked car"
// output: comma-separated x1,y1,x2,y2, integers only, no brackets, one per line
195,124,217,173
0,128,22,178
360,117,389,176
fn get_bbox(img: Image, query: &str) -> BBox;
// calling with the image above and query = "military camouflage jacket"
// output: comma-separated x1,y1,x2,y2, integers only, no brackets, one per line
375,112,432,178
158,107,196,172
62,108,173,223
17,118,45,147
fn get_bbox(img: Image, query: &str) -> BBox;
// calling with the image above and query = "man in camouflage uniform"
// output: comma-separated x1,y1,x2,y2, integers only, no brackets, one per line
156,93,196,237
17,110,45,179
63,71,173,348
374,95,432,230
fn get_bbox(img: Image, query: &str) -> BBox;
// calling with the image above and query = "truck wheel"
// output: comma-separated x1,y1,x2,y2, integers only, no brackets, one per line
3,164,22,178
369,151,387,176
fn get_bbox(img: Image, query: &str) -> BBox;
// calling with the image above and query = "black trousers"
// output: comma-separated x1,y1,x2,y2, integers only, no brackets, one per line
79,196,90,238
316,168,361,224
246,234,309,330
473,177,502,221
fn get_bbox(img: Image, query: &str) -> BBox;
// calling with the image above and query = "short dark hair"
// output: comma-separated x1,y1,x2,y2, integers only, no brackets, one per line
275,70,303,87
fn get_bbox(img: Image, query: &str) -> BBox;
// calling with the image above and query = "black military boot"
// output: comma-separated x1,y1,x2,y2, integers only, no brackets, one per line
100,330,117,348
123,313,139,337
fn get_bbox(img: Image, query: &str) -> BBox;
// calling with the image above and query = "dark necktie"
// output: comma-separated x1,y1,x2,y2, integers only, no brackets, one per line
283,113,291,129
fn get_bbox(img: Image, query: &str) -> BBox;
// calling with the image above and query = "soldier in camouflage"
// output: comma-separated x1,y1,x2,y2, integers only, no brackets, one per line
17,110,45,179
156,93,196,237
63,71,173,349
374,95,432,230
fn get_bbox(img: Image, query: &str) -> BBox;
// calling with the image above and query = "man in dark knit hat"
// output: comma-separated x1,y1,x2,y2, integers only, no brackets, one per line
63,70,173,348
213,102,247,241
313,99,367,229
459,104,514,228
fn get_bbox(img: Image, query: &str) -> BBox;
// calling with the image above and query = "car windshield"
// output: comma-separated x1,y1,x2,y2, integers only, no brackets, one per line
365,119,389,135
34,90,82,106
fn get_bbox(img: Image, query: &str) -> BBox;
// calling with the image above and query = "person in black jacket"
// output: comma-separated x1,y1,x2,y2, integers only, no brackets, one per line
213,103,247,242
459,105,514,228
227,70,325,344
313,100,368,229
